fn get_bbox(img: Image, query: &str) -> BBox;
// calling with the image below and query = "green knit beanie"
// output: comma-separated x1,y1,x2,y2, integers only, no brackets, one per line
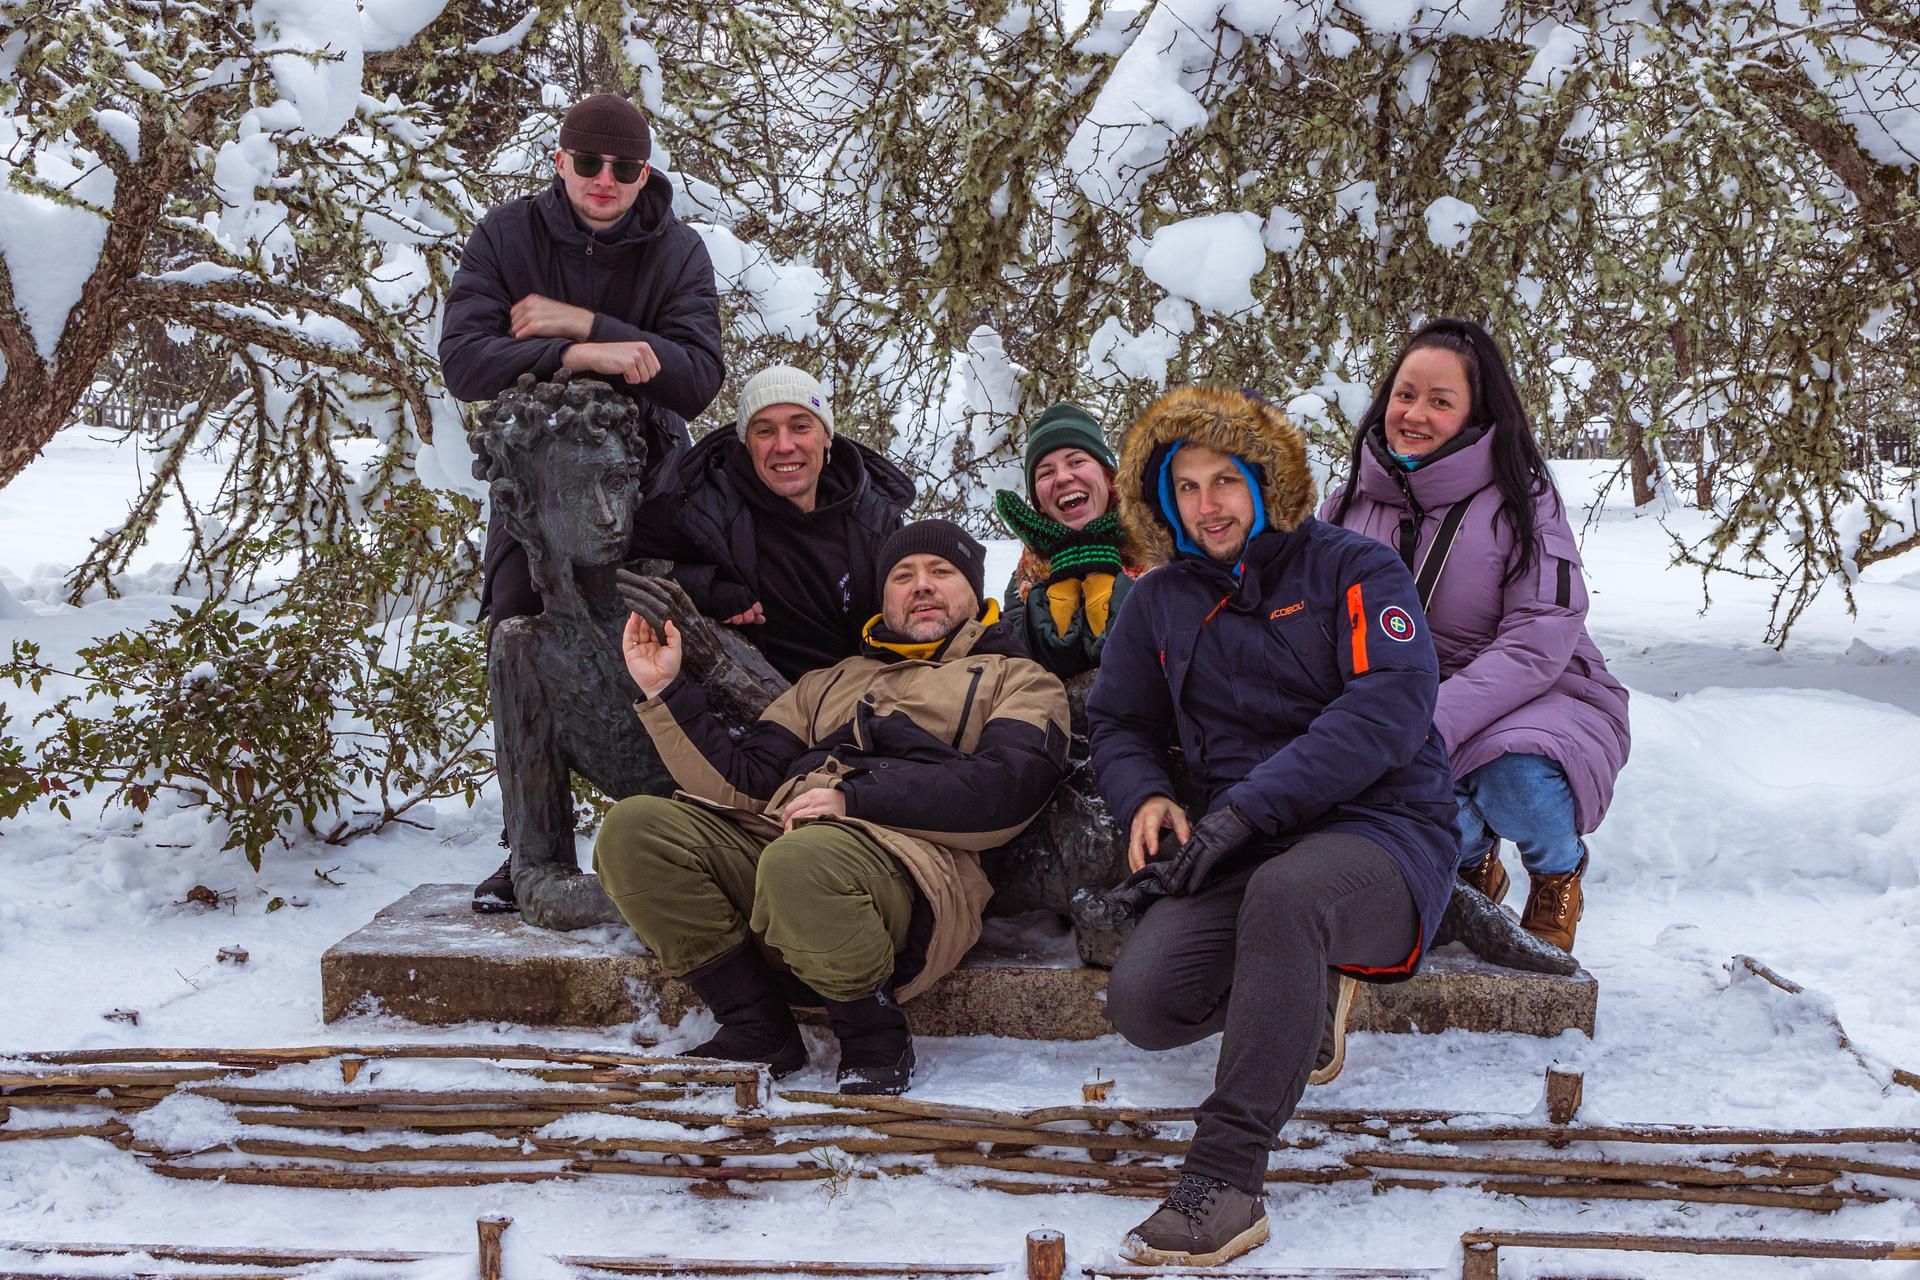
1023,404,1116,503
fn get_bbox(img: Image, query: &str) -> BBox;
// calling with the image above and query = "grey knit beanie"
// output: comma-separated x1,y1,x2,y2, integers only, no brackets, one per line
736,366,835,439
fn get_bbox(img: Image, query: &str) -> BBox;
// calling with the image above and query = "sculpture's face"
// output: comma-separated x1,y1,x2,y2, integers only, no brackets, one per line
527,432,642,566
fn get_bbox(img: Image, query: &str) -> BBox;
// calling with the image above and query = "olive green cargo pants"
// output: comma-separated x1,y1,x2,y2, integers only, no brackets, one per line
592,795,916,1002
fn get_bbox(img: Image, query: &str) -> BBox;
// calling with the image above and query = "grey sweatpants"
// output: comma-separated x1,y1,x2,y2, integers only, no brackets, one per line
1105,830,1419,1195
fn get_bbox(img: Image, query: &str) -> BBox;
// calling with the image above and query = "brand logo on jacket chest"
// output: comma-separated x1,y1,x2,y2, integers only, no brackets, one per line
1269,601,1306,621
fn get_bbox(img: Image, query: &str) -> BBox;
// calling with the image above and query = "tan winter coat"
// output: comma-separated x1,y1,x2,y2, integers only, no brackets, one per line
634,618,1070,999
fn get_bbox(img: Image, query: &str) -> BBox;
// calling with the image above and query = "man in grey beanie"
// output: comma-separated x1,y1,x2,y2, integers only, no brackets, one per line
441,91,725,911
631,365,915,682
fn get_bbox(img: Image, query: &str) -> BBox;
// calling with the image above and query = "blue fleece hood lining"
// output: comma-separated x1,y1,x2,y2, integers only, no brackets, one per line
1155,441,1269,571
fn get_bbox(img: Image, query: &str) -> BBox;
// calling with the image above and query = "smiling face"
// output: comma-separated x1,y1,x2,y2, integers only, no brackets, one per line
1033,448,1114,531
746,405,830,511
1169,444,1258,564
1384,345,1473,458
556,150,649,230
881,554,979,642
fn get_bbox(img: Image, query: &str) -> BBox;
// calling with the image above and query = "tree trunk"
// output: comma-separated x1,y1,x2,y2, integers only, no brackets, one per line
1625,422,1657,507
0,108,195,490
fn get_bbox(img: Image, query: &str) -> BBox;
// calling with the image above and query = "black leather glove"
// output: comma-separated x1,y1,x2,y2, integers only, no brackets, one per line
1158,804,1259,896
1102,824,1188,916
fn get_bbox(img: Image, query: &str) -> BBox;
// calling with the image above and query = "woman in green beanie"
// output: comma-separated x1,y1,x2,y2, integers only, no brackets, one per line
994,404,1150,680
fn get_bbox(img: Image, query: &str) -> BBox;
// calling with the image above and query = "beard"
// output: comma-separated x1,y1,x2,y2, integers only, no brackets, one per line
899,606,963,641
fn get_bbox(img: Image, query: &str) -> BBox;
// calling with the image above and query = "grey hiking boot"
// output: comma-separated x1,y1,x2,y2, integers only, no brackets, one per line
1120,1171,1269,1265
1309,971,1359,1086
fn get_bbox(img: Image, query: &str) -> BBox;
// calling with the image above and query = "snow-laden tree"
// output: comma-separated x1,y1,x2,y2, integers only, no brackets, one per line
2,0,1915,635
653,0,1918,639
0,0,577,599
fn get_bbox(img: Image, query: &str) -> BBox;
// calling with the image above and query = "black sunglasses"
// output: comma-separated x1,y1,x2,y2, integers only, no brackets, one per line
567,151,646,184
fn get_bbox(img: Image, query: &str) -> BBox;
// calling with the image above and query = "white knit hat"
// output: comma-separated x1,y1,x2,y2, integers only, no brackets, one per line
735,365,834,439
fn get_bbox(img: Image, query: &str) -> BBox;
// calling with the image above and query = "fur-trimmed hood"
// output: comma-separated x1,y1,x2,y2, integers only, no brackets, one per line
1116,386,1318,569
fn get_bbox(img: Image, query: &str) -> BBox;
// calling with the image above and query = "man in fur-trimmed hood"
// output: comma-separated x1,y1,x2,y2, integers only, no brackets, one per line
1086,386,1458,1266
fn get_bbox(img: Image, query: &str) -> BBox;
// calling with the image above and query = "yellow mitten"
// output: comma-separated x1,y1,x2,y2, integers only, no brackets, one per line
1045,577,1084,637
1082,573,1116,636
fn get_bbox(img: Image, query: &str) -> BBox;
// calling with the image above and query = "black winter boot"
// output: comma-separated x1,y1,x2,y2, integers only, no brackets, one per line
681,943,808,1079
823,988,914,1095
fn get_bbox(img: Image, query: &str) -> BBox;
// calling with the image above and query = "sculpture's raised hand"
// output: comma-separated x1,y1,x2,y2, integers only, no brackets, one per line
617,570,730,671
613,568,789,723
621,611,682,698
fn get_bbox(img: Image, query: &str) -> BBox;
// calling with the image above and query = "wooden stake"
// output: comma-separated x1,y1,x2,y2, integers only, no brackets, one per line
1543,1066,1583,1129
1025,1229,1064,1280
1460,1240,1499,1280
477,1215,510,1280
340,1057,365,1085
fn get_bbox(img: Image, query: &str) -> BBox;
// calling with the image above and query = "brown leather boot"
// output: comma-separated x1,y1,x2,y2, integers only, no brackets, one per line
1520,852,1588,953
1458,841,1510,905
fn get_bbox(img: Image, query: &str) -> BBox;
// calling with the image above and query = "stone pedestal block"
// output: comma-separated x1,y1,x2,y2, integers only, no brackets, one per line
323,884,1595,1039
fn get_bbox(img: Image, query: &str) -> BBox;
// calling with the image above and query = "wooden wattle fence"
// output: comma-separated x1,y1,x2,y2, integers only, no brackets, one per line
5,1218,1920,1280
4,1045,1914,1214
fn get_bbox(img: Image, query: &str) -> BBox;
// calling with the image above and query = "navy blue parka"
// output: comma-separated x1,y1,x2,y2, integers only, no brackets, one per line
1087,387,1459,976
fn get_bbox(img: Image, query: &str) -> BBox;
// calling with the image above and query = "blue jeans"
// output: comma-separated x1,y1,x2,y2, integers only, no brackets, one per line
1454,752,1584,876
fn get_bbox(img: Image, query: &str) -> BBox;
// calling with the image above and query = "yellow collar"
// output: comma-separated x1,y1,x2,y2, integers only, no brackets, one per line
861,600,1001,661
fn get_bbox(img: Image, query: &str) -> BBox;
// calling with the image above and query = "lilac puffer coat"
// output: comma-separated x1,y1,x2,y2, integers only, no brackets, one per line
1323,431,1631,832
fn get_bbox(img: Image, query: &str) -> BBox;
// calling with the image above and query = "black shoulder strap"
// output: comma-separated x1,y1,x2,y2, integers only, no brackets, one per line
1412,502,1472,611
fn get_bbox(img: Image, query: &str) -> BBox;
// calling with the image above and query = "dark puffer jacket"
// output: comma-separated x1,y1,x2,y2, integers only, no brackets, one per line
630,430,915,681
441,173,725,620
1086,387,1460,978
441,172,725,459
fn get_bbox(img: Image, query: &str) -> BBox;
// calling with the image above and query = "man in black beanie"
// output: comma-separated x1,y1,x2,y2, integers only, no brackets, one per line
593,519,1070,1094
440,91,726,910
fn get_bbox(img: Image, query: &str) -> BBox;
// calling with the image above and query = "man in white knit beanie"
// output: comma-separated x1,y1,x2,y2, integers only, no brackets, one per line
630,364,915,681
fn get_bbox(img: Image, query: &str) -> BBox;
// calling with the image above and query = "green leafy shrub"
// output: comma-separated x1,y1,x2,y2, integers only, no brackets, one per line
0,487,492,867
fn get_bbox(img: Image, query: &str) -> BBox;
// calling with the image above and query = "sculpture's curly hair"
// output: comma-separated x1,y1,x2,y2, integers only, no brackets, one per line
467,371,650,488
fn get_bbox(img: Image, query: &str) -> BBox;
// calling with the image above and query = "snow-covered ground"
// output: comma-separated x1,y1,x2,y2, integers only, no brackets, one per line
3,427,1920,1274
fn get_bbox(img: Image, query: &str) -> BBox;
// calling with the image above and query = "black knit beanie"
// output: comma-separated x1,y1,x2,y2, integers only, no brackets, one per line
559,94,652,162
875,519,987,605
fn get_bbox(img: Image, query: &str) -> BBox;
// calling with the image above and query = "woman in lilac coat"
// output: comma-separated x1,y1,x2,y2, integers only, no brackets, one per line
1323,319,1630,954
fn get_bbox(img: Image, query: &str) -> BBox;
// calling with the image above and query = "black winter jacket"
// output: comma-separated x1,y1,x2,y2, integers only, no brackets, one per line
440,172,725,468
631,430,915,680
